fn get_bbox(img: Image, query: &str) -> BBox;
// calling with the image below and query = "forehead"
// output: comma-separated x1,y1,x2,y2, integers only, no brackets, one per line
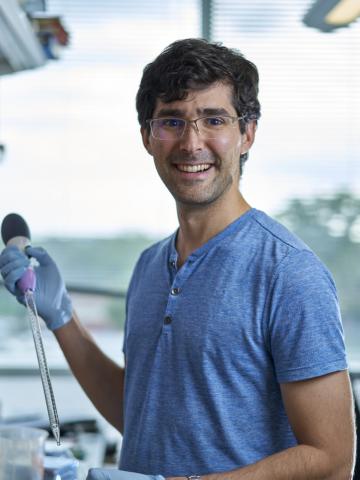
153,82,236,117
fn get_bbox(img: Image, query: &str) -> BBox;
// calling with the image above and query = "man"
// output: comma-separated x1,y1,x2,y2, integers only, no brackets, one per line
0,39,355,479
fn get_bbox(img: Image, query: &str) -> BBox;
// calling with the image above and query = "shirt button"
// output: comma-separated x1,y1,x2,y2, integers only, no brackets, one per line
164,316,172,325
171,287,180,295
169,260,176,268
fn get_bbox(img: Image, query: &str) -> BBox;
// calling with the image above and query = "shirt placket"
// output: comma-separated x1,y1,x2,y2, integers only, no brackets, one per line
162,254,197,333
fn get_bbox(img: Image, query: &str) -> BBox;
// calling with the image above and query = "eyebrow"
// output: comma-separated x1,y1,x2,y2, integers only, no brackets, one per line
155,108,184,117
154,107,232,118
200,107,232,116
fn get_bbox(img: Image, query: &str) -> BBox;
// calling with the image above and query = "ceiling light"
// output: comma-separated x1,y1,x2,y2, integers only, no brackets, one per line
303,0,360,32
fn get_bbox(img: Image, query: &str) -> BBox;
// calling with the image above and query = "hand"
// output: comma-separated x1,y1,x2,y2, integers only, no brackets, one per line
0,245,73,331
86,469,165,480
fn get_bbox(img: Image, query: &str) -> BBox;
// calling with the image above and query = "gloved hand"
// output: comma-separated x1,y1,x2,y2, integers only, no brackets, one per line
0,245,73,331
86,469,165,480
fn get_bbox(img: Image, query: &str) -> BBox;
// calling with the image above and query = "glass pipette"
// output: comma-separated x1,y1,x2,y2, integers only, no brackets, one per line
24,288,61,445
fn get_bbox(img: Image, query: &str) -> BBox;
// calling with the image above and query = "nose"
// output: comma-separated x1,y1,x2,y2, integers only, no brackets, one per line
178,122,204,153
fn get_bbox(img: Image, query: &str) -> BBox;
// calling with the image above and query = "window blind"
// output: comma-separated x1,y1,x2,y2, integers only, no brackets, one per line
206,0,359,208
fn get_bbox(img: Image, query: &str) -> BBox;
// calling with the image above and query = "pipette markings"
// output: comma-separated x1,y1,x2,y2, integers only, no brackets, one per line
24,290,61,446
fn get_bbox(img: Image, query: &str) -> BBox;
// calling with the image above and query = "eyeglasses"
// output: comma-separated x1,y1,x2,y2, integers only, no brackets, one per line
146,115,244,141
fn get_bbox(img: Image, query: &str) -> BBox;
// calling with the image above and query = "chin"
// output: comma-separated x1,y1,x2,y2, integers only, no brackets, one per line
174,193,219,208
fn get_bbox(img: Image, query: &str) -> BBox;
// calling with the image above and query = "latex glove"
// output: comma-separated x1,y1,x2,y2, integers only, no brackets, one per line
0,245,73,331
86,469,165,480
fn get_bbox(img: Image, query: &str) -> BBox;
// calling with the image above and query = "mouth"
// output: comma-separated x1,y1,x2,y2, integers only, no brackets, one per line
175,163,212,173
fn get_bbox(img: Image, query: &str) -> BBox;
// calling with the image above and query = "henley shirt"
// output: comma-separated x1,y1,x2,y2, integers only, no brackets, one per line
119,208,347,476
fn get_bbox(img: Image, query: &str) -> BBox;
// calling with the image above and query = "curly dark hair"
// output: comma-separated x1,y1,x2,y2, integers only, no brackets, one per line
136,38,261,172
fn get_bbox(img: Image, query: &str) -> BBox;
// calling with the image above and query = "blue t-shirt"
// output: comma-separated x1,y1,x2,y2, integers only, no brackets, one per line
119,209,347,476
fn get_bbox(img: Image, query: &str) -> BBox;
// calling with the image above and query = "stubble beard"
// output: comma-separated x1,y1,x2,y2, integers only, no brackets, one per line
165,165,235,209
155,150,240,209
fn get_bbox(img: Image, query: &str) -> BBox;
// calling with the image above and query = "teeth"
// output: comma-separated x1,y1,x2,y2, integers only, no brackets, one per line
177,164,211,173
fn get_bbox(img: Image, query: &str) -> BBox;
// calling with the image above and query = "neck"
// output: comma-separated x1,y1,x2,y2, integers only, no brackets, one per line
176,190,251,266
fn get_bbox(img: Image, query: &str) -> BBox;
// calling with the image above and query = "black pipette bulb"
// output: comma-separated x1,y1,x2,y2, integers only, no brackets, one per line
1,213,31,246
1,213,34,292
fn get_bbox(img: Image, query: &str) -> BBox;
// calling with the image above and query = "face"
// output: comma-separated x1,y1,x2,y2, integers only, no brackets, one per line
141,82,255,209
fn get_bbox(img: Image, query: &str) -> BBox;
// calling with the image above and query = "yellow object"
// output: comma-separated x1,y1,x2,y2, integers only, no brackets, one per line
325,0,360,25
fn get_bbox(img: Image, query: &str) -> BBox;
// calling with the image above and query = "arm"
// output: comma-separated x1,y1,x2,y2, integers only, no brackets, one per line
55,311,125,433
170,370,355,480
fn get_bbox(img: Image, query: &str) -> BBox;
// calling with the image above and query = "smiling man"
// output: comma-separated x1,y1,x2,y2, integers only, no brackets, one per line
0,39,355,480
142,82,254,266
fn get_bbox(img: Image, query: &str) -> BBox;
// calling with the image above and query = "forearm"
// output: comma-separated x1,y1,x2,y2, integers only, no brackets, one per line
169,444,352,480
54,311,125,432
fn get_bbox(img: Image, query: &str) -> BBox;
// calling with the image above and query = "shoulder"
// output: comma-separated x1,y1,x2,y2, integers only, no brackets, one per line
249,209,311,252
138,234,173,265
226,209,325,278
239,209,337,295
128,233,174,284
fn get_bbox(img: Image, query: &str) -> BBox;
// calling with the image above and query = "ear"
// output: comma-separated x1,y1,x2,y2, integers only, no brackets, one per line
141,127,153,155
240,121,257,155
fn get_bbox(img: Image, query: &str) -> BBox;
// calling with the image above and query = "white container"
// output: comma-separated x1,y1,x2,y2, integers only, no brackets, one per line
0,426,48,480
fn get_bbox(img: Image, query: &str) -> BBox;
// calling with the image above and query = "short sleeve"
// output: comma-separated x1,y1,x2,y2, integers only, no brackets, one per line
268,250,348,383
